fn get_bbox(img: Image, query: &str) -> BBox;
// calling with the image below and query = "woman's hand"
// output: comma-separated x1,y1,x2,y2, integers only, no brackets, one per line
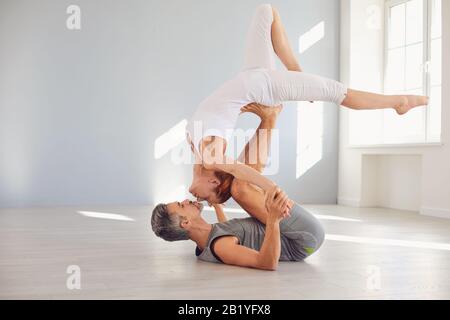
212,203,224,210
240,103,283,120
212,203,228,223
265,186,291,223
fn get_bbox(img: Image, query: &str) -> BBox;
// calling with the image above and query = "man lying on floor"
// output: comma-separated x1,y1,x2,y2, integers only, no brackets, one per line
150,104,325,271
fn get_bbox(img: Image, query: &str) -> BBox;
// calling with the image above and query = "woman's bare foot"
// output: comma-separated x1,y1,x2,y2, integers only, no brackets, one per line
240,103,283,119
394,95,429,115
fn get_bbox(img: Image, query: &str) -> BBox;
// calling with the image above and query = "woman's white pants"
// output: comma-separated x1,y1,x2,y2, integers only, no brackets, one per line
242,3,347,106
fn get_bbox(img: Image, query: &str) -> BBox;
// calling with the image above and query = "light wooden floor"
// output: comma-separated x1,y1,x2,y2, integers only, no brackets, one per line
1,204,449,300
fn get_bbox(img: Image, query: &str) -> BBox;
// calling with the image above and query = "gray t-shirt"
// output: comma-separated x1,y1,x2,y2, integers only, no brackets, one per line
195,204,325,263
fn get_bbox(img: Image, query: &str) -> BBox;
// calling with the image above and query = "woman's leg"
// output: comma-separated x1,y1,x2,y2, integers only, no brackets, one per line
270,6,302,72
268,70,348,105
242,4,277,71
268,70,429,115
343,89,429,115
242,4,302,72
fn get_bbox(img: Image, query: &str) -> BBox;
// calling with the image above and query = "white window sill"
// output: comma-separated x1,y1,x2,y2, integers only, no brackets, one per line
348,142,444,149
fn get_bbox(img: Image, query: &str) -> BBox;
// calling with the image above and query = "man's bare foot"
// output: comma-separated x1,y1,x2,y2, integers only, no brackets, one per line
394,95,429,115
240,103,283,119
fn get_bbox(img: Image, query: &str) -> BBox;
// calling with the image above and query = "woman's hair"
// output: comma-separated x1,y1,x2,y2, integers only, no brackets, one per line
151,204,190,242
214,171,234,204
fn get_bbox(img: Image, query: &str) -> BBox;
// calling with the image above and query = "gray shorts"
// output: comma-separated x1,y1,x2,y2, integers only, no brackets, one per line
279,204,325,261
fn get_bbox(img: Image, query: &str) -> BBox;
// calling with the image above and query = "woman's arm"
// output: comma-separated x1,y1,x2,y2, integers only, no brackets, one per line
200,136,277,192
205,156,276,192
211,160,276,191
212,204,228,223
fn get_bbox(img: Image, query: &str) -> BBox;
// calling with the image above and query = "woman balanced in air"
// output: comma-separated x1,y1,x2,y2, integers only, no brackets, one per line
185,4,428,205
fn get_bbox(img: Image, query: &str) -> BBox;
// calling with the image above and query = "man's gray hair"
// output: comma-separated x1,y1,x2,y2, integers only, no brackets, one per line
151,203,190,242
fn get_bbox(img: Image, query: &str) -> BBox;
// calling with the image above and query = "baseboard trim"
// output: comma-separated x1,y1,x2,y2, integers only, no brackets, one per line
337,197,361,207
420,207,450,219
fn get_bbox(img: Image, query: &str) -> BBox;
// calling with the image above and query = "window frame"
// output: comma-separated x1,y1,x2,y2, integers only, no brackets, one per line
383,0,442,144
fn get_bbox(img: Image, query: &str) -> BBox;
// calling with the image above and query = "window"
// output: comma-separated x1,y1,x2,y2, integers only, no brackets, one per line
383,0,442,144
346,0,442,147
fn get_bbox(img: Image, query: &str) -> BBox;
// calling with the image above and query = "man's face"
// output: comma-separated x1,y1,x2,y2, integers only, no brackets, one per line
166,199,204,220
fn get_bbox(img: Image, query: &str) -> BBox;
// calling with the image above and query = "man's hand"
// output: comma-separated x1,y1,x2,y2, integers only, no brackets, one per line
240,103,283,120
265,186,291,223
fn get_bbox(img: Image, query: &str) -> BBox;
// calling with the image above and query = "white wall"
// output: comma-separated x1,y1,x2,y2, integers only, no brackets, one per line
361,155,422,211
339,0,450,218
0,0,342,208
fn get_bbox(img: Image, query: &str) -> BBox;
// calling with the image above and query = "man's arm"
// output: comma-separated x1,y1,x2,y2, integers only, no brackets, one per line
213,187,289,271
237,103,281,173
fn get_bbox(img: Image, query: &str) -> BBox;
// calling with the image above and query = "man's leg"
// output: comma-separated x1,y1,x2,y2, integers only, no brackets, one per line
231,179,269,225
231,106,280,224
232,180,325,259
282,204,325,260
232,105,281,225
237,104,282,173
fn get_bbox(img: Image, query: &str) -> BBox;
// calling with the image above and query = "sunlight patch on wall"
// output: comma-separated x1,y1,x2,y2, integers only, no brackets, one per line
296,102,324,179
153,184,187,205
154,119,188,159
299,21,325,54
